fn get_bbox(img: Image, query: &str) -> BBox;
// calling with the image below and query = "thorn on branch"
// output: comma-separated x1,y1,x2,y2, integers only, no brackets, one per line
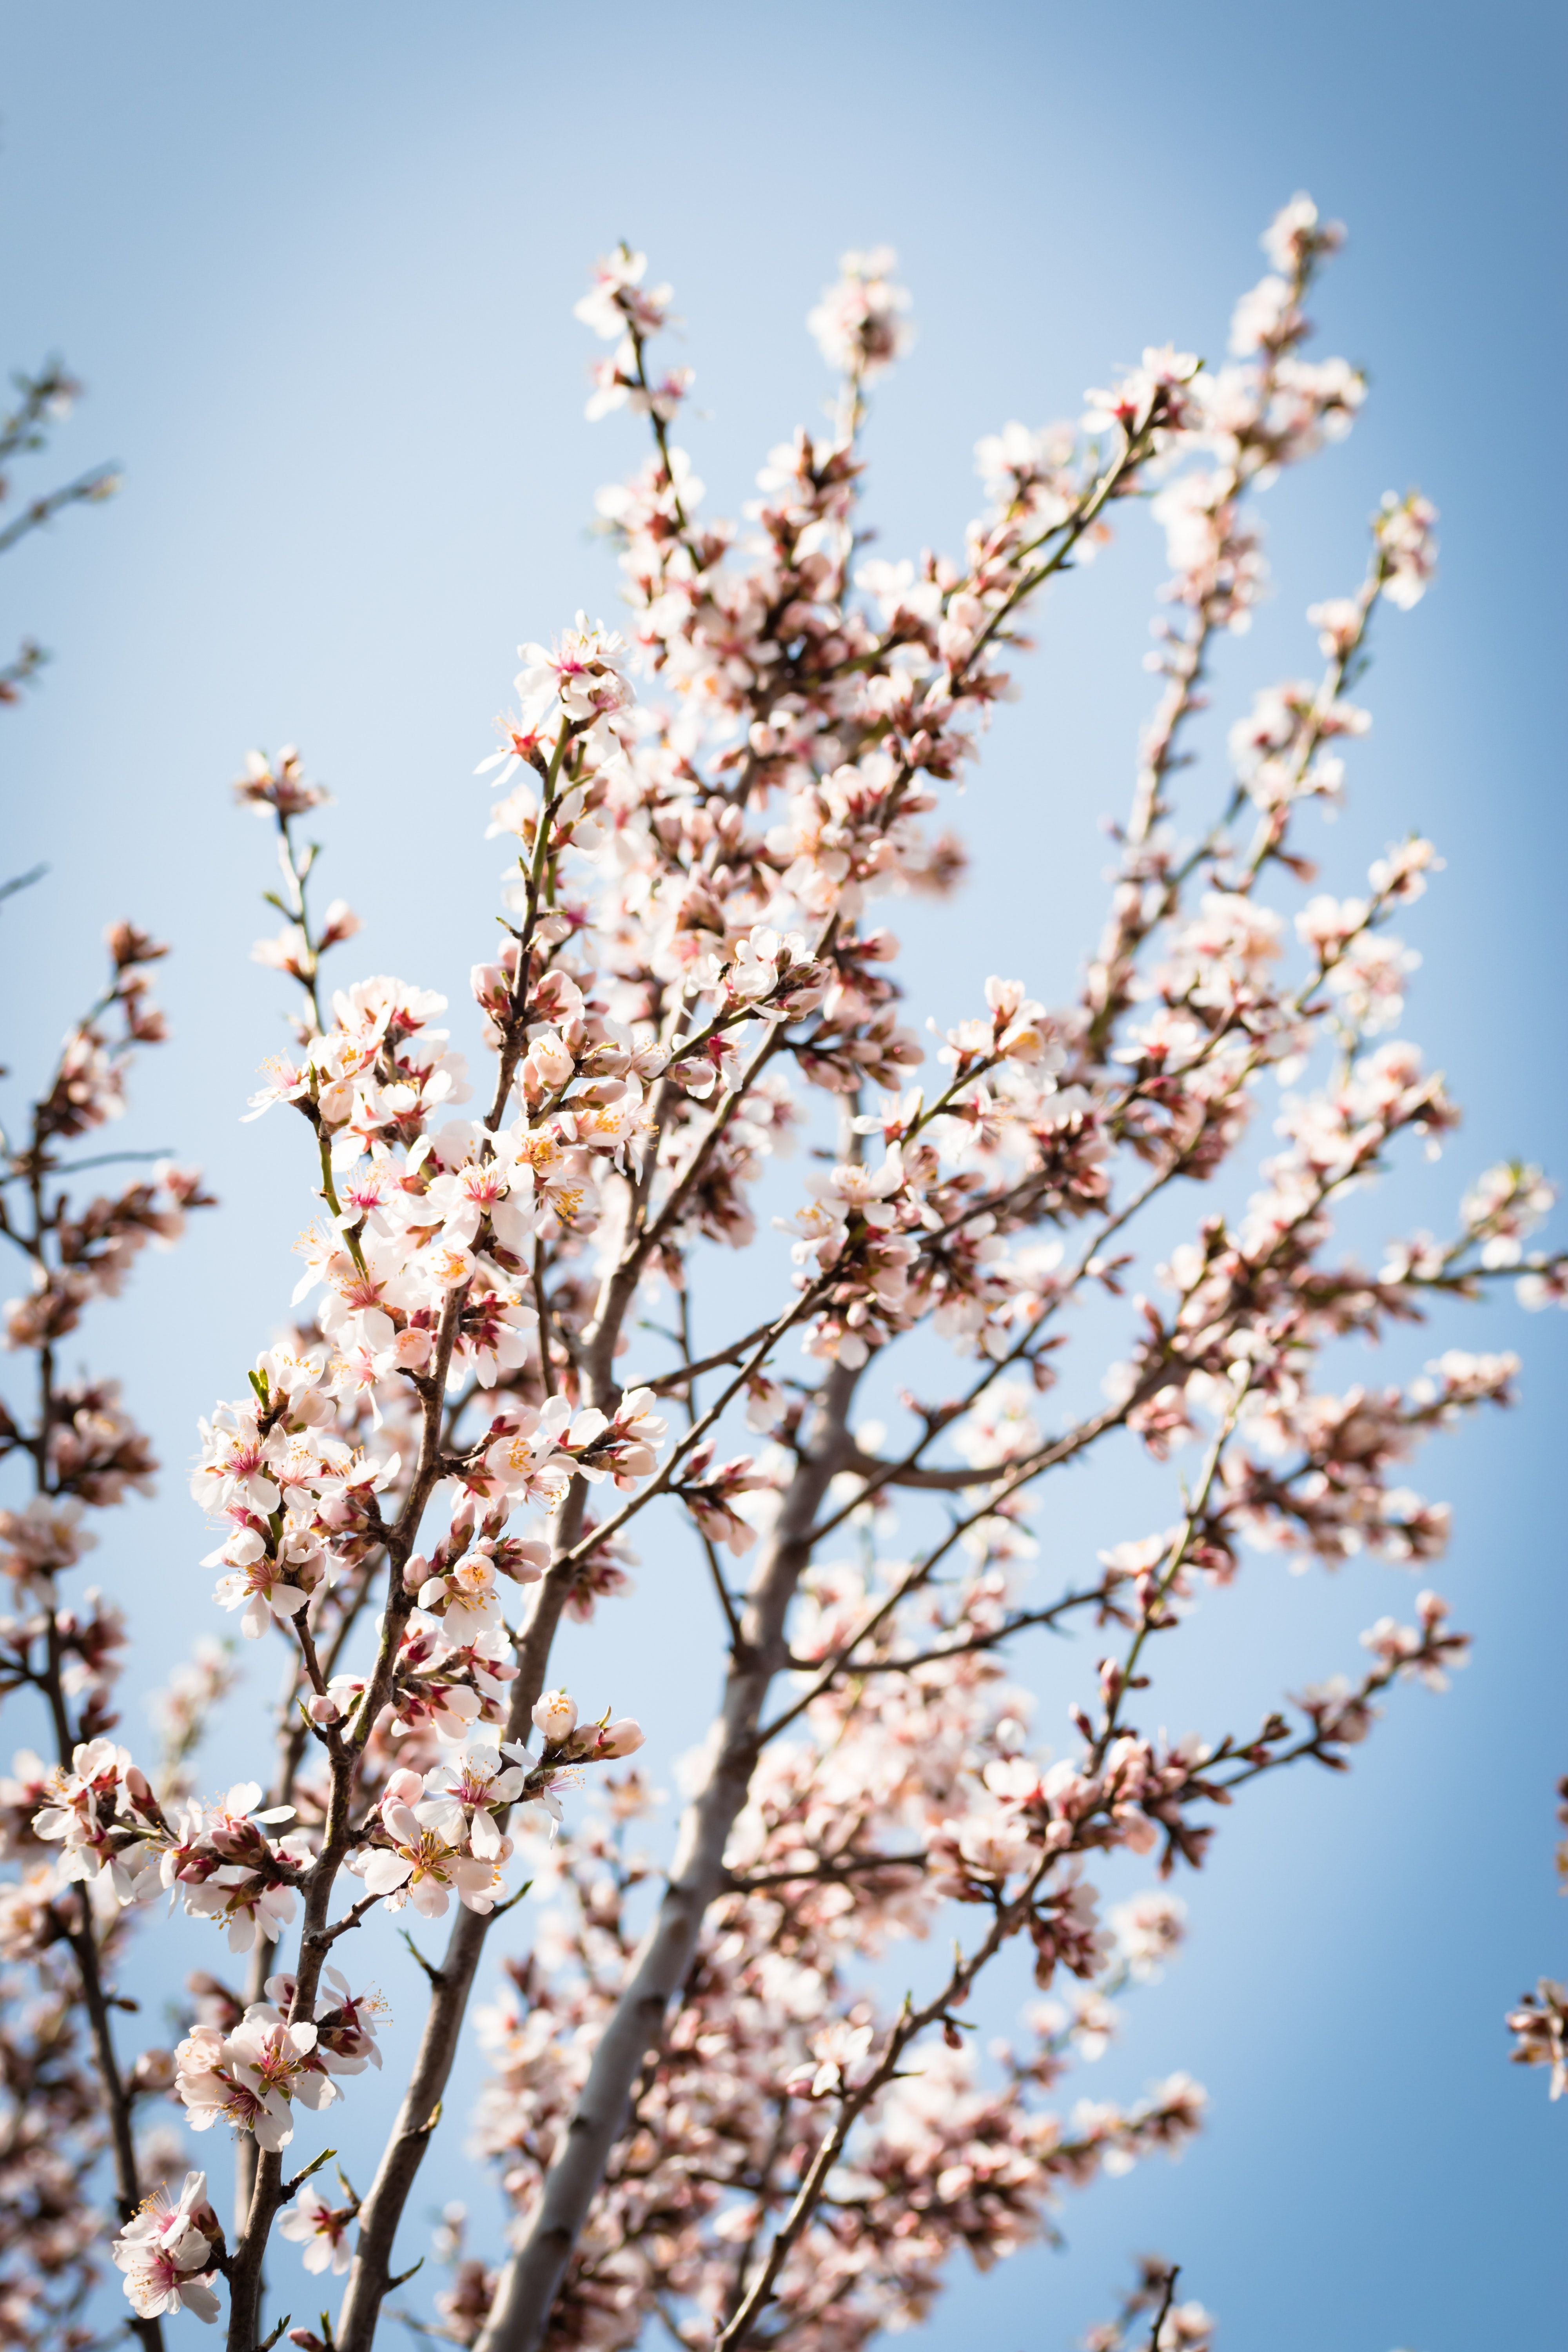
281,2146,337,2203
0,862,47,907
399,1926,446,1985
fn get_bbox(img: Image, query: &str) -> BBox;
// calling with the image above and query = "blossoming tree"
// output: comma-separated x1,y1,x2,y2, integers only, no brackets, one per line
2,196,1562,2352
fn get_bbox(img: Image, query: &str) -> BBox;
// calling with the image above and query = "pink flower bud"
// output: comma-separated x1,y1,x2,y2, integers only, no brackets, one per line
129,2045,176,2092
595,1717,645,1759
308,1693,341,1724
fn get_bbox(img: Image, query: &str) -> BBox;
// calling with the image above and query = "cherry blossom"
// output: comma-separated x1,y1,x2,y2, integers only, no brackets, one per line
110,2168,225,2323
278,2178,360,2274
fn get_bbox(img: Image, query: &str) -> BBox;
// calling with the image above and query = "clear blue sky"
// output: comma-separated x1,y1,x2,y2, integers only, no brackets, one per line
2,5,1564,2346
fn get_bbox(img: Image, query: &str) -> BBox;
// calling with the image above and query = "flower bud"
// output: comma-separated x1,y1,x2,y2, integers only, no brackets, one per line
595,1717,645,1759
532,1688,578,1744
129,2045,177,2092
308,1693,341,1724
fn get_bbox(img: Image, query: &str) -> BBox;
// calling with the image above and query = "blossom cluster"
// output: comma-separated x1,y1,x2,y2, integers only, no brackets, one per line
174,1965,379,2152
470,1615,1218,2347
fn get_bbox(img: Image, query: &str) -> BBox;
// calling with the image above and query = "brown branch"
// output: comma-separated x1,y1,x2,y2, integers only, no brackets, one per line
226,1287,468,2349
1145,2264,1181,2350
715,1846,1059,2350
727,1849,929,1895
641,1319,780,1396
759,1395,1145,1748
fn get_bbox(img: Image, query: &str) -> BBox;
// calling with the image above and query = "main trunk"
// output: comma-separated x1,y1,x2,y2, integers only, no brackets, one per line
474,1361,858,2352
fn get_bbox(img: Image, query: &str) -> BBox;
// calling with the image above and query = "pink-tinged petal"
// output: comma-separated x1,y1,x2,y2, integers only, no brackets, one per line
362,1851,414,1898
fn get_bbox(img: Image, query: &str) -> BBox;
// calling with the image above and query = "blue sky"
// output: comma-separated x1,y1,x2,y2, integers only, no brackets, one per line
2,4,1564,2345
